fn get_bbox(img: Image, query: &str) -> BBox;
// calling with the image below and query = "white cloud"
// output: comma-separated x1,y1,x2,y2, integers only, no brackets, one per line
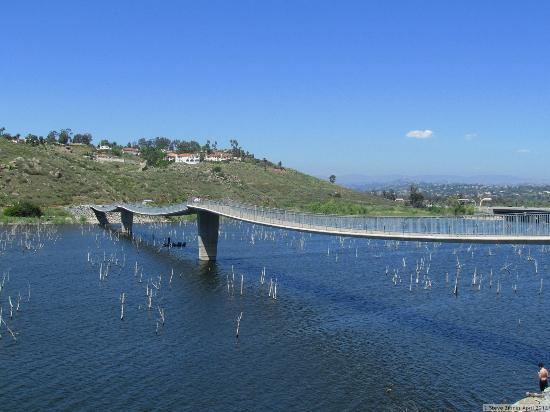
406,129,433,139
517,149,530,154
464,133,477,141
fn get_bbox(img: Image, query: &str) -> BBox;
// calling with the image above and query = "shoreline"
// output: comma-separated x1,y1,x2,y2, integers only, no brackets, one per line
511,388,550,409
0,205,187,225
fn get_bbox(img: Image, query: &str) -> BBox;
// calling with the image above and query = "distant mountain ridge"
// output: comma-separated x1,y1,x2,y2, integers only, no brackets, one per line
333,174,550,190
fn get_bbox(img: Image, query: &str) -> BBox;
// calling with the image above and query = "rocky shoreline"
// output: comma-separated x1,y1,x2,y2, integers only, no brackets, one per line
512,387,550,409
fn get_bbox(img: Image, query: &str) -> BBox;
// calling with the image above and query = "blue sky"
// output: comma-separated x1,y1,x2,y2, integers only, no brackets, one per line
1,1,549,179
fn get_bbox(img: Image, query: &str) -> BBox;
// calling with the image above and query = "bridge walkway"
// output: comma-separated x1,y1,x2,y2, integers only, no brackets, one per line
90,199,550,260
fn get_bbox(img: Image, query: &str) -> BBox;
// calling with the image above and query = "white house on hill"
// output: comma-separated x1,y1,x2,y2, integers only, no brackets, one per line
205,151,231,162
166,152,200,165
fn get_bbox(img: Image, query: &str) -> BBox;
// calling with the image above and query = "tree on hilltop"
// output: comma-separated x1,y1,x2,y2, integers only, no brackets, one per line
73,133,93,145
409,184,424,208
46,130,58,144
140,146,168,167
177,140,201,153
154,136,171,150
25,134,40,146
202,140,212,154
230,139,244,158
329,175,336,184
58,128,72,145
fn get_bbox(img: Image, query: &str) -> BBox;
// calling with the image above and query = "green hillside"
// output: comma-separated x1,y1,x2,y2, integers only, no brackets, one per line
0,139,425,215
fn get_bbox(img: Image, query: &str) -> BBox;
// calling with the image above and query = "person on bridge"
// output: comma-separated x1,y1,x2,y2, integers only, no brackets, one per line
539,362,548,392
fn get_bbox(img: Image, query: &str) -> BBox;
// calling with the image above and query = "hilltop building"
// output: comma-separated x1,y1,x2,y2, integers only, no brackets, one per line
122,147,140,156
166,152,200,165
205,151,231,162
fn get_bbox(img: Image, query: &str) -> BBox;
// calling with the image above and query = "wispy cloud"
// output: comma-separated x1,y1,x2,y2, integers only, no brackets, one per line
517,149,530,154
406,129,433,139
464,132,477,141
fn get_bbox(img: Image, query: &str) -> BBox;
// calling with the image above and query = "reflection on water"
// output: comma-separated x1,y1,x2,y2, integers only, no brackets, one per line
0,221,549,411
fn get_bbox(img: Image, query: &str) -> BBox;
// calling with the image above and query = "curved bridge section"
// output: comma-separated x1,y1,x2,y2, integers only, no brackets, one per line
189,200,550,245
90,203,191,234
91,199,550,261
91,202,190,216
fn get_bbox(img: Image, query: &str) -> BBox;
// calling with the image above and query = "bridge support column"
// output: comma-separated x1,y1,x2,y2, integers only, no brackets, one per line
92,210,109,226
121,210,134,234
198,211,219,261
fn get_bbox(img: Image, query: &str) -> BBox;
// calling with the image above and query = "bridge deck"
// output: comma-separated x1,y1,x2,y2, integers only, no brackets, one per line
188,201,550,244
90,203,191,217
89,200,550,244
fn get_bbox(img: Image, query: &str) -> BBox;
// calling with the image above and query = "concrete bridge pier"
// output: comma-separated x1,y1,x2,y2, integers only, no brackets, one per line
92,210,110,226
197,211,219,261
120,210,134,234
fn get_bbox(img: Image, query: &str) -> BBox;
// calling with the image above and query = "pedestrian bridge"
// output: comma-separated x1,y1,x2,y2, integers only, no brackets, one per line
90,199,550,260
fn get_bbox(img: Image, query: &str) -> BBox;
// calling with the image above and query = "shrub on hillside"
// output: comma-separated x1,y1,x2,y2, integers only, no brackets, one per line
3,201,43,217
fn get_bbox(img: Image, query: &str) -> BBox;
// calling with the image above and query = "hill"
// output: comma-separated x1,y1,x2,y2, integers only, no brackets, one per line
0,140,429,216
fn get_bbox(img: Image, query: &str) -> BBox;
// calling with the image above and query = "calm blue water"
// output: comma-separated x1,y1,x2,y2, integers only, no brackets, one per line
1,221,549,411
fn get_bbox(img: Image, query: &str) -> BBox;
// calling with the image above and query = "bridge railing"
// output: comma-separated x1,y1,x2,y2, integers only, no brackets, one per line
189,199,550,237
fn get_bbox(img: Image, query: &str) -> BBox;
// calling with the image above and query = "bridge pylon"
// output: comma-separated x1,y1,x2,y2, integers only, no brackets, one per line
92,210,110,226
197,211,219,261
120,210,133,234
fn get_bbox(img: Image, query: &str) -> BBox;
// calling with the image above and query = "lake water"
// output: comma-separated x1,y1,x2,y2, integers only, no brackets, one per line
1,221,549,411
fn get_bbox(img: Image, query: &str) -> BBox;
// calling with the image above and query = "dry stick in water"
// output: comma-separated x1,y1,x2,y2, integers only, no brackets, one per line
453,272,459,297
235,312,243,338
157,306,165,325
120,292,125,320
1,318,16,342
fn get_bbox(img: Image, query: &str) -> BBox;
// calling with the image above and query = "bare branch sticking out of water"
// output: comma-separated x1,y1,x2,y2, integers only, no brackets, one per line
1,317,17,342
120,292,125,320
157,306,165,325
236,312,243,338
